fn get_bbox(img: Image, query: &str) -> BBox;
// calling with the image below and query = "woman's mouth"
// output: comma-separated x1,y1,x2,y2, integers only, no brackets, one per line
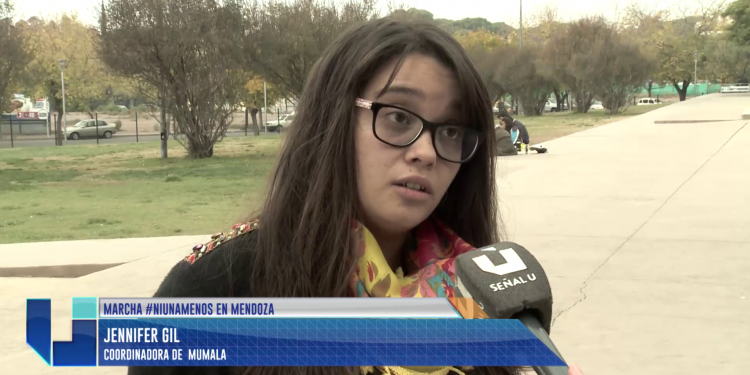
395,182,427,192
393,183,432,202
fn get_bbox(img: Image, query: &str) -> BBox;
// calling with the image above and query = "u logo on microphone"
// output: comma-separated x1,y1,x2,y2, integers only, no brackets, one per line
472,247,527,276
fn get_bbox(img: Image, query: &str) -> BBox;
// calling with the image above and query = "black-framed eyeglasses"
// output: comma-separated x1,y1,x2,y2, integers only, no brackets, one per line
354,98,483,163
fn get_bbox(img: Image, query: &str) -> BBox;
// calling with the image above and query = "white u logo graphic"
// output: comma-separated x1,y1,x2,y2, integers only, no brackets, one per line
472,247,527,276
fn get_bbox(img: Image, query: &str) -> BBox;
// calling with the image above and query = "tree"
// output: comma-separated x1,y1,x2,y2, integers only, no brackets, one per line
653,0,728,101
705,38,750,82
620,3,670,97
528,3,568,110
389,8,434,22
99,0,247,158
723,0,750,46
449,17,514,37
20,13,114,142
494,48,556,116
587,33,653,114
655,32,701,101
0,0,31,114
545,17,613,113
453,29,506,105
244,0,378,100
242,76,282,135
526,3,565,45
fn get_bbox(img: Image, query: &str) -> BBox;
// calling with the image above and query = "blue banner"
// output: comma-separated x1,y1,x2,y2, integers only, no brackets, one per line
98,319,566,367
27,298,567,368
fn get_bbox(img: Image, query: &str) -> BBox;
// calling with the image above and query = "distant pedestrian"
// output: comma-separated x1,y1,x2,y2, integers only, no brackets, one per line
499,114,530,153
494,124,518,156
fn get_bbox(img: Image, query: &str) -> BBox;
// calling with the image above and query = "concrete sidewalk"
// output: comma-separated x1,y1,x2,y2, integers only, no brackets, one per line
1,93,749,374
496,93,750,374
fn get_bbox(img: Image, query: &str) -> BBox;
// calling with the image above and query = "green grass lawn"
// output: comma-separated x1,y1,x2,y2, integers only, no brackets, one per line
503,104,669,144
1,103,670,244
0,137,280,244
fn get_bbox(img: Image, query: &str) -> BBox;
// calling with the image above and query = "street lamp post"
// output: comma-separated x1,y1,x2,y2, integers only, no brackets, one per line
516,0,524,116
263,80,268,134
57,59,68,145
519,0,523,50
694,51,698,97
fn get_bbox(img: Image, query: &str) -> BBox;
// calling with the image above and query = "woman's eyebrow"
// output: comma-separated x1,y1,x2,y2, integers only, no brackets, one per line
376,85,425,100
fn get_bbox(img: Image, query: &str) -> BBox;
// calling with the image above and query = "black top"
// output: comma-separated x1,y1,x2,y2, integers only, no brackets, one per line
127,231,258,375
511,120,530,144
127,229,516,375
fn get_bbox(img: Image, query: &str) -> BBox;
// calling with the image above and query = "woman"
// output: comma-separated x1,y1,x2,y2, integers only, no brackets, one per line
130,17,584,375
494,122,518,156
498,115,529,153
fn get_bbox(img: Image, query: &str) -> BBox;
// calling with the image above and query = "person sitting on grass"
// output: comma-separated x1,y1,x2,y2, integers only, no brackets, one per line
498,114,530,153
494,122,518,156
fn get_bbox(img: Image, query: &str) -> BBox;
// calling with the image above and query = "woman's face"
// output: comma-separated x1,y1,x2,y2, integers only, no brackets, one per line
355,53,462,236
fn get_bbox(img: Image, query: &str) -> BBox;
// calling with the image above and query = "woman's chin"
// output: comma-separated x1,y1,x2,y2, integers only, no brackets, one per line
386,210,431,232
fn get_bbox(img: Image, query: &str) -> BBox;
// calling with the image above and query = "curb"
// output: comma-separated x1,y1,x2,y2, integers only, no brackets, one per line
654,119,737,124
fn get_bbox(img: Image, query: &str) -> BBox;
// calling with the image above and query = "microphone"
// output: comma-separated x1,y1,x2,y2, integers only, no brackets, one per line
453,242,569,375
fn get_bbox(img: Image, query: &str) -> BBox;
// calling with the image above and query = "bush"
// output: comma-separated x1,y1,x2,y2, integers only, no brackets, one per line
96,104,128,115
164,175,182,182
114,120,123,131
132,105,154,113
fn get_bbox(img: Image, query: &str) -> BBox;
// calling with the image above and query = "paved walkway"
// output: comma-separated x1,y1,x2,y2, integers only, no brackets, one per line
1,93,748,374
497,93,750,374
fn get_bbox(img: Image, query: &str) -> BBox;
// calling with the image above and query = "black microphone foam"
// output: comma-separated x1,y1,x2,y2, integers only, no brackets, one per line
454,242,568,375
454,242,554,333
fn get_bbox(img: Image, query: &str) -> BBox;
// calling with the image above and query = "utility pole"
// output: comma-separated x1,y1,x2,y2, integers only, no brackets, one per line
694,50,698,97
159,87,168,158
519,0,523,50
57,59,68,145
517,0,524,116
263,81,268,134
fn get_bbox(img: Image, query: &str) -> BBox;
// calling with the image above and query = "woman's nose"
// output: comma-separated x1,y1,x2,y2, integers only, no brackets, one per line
405,131,437,166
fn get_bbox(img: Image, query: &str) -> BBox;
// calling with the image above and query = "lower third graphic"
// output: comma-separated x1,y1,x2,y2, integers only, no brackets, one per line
26,298,98,366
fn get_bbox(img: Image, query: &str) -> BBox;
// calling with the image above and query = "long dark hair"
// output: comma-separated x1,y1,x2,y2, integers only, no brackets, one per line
243,17,517,375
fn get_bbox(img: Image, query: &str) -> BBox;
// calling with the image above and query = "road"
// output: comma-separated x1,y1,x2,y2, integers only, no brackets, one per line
0,130,279,149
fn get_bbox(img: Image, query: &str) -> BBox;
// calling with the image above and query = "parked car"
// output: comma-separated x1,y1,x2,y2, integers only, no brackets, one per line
544,99,568,112
637,98,659,105
493,102,511,114
66,120,118,140
265,113,295,132
720,83,750,93
590,100,604,110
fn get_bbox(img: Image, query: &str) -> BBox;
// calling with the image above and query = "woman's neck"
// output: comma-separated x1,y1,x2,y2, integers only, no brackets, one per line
368,228,408,272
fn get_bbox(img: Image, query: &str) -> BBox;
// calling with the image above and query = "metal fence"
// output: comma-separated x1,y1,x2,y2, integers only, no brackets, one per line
0,108,291,148
638,83,724,97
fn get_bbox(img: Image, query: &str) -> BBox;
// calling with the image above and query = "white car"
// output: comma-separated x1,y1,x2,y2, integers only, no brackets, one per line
543,100,556,112
265,112,296,132
637,98,659,105
720,83,749,93
590,101,604,110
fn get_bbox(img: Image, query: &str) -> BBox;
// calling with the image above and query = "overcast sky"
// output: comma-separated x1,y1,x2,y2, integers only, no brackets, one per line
14,0,696,27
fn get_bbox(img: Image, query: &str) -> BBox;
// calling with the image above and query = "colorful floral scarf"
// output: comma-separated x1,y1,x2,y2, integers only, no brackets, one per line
349,218,486,375
185,218,485,374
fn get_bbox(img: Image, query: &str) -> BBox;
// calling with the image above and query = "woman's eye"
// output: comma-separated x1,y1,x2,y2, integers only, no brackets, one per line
385,110,411,125
441,126,463,139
